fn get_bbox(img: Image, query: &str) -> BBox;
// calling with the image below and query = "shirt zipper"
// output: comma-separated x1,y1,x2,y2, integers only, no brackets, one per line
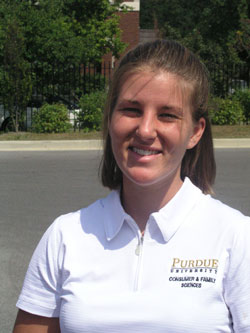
134,233,144,291
135,234,144,256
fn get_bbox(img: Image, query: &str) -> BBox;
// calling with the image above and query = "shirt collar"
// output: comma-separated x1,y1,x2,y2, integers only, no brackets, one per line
101,178,202,243
101,190,128,241
150,178,202,243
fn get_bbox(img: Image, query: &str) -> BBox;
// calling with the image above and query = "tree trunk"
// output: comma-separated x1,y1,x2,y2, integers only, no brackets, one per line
14,109,19,132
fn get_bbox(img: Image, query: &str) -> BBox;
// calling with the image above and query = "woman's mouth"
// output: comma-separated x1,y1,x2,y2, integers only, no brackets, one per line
130,147,161,156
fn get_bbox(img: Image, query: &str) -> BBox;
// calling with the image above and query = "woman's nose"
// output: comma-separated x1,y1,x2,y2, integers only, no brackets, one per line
135,112,157,141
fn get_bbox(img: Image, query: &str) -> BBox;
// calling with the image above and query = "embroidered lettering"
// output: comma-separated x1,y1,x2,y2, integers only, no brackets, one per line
171,257,219,270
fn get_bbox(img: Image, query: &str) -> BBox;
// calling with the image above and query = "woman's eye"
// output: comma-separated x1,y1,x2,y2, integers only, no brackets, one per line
125,108,140,112
160,113,178,120
120,108,141,115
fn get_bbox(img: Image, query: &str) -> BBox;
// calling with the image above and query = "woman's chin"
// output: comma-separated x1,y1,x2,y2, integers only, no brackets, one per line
123,171,163,188
122,166,181,189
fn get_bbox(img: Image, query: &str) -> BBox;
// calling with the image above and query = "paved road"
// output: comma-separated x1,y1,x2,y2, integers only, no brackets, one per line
213,149,250,216
0,149,249,332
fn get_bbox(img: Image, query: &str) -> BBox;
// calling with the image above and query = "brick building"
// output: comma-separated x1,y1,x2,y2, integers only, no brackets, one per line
103,0,140,65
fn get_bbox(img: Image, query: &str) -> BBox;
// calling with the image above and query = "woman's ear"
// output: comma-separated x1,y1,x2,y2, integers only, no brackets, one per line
187,117,206,149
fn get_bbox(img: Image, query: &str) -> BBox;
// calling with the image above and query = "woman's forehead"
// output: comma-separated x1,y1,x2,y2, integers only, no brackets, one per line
117,71,193,108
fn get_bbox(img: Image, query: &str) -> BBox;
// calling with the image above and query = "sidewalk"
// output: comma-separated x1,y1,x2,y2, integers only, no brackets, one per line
0,140,102,151
0,138,250,151
213,138,250,148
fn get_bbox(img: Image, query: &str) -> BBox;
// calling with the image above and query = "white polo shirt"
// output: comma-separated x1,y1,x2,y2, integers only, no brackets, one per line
16,178,250,332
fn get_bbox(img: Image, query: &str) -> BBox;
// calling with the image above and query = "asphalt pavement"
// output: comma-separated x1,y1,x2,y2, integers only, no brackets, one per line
0,146,249,332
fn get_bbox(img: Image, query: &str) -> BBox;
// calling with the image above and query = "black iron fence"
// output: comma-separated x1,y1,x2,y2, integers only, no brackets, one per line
207,62,250,97
0,62,113,131
0,61,249,131
29,61,113,106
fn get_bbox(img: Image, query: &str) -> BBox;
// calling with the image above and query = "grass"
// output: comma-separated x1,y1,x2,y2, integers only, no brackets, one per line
211,125,250,138
0,130,102,141
0,125,250,140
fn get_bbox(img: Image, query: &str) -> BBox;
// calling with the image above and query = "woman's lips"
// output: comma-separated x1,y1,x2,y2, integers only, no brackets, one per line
129,146,161,156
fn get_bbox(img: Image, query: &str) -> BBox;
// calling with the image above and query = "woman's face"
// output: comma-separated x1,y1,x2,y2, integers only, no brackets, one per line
109,71,205,190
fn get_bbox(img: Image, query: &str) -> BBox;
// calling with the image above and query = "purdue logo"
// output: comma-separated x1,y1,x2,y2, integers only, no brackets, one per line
172,257,219,270
169,258,219,288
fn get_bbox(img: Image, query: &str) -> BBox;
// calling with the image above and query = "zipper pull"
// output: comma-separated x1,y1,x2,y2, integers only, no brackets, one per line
135,235,144,256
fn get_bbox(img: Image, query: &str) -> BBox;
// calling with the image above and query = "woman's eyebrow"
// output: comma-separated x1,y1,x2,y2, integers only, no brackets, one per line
117,99,184,116
117,99,141,107
161,105,183,114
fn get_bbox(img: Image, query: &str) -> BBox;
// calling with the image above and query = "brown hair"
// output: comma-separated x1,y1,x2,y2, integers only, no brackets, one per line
100,39,216,194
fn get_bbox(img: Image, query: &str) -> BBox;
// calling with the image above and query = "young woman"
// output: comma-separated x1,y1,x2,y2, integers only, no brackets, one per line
14,40,250,332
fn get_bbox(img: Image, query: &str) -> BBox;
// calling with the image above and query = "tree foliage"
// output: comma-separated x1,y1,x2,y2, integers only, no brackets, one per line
0,17,32,132
0,0,126,131
140,0,250,66
0,0,126,66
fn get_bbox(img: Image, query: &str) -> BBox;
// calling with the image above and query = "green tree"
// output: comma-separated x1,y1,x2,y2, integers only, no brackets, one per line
1,18,32,132
140,0,250,66
0,0,127,131
0,0,126,66
234,0,250,62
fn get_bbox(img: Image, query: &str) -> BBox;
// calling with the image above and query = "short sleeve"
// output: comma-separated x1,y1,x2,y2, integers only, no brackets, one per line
224,217,250,332
16,217,64,317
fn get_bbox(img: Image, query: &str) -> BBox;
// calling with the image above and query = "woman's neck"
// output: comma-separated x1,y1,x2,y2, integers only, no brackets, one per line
121,176,183,233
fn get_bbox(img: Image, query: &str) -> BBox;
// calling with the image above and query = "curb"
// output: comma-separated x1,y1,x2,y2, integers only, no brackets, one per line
0,139,250,151
0,140,103,151
213,138,250,148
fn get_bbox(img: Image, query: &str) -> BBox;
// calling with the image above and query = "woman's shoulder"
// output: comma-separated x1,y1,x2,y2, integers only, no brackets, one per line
185,178,249,228
204,193,248,217
198,191,250,233
47,190,120,238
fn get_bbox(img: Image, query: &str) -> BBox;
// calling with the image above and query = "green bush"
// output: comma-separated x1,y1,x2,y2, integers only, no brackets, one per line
32,103,72,133
77,90,107,132
209,97,245,125
232,89,250,124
